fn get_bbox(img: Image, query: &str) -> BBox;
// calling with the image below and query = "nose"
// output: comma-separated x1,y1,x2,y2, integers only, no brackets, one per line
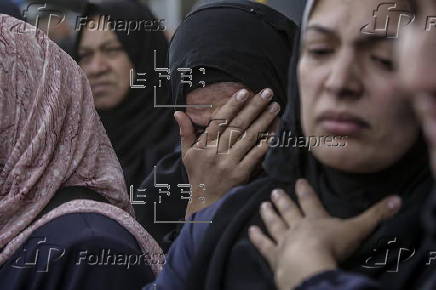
324,49,363,100
86,52,110,78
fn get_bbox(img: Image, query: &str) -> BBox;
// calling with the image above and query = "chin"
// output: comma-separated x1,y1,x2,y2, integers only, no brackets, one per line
95,95,123,110
312,145,381,174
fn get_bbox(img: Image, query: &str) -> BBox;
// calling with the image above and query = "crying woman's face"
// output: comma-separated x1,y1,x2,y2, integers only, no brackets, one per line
298,0,419,173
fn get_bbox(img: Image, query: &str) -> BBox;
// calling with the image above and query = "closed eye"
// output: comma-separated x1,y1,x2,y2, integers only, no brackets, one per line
371,55,394,71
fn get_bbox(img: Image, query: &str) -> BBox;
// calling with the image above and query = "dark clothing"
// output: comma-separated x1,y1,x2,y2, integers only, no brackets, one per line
134,148,189,252
143,165,433,290
296,188,436,290
142,190,231,290
75,1,178,190
296,238,436,290
0,1,22,20
0,213,155,290
296,270,381,290
137,0,297,251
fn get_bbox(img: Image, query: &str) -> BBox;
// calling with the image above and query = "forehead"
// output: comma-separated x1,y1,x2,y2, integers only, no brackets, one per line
308,0,410,38
79,16,120,49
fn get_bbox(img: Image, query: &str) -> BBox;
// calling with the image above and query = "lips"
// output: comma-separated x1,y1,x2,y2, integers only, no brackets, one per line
91,82,113,95
317,111,370,136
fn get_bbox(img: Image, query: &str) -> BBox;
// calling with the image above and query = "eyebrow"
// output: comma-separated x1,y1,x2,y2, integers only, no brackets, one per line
78,40,121,51
305,25,337,38
304,24,395,46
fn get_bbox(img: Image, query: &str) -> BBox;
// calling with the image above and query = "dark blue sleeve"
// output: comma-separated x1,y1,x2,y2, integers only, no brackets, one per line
0,213,155,290
134,149,189,251
296,270,380,290
142,188,238,290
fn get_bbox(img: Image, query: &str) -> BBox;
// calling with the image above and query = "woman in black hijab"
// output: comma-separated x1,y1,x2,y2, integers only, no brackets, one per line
248,0,436,288
75,1,178,192
169,0,434,289
136,0,297,251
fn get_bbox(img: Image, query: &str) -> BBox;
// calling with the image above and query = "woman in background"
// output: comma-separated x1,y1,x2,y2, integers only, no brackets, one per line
76,1,178,191
0,15,162,290
137,0,297,251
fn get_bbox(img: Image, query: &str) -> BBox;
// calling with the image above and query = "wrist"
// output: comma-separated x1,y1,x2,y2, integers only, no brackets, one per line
276,258,336,290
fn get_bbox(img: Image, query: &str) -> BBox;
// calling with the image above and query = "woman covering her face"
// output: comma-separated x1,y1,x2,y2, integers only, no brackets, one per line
76,1,178,192
142,0,434,289
0,15,163,290
136,0,297,251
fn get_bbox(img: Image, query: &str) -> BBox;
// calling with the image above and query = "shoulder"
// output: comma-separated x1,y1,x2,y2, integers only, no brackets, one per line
0,213,155,290
31,212,140,251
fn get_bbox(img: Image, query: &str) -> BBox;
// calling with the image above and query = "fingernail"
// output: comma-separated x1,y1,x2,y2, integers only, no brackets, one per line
235,89,248,101
271,189,283,201
260,88,273,100
261,202,270,210
269,102,280,113
387,196,401,210
296,179,308,197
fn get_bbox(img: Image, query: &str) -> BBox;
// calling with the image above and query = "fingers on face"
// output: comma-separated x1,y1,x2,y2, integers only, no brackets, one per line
238,137,269,171
206,89,251,143
230,106,280,158
220,88,274,148
248,225,276,265
295,179,329,219
174,111,196,154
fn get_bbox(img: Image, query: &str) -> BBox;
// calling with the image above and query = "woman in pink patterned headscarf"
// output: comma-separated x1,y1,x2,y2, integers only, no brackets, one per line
0,14,163,290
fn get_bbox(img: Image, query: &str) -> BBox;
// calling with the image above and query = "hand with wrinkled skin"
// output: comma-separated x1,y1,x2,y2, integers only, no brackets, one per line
249,179,402,290
174,88,280,218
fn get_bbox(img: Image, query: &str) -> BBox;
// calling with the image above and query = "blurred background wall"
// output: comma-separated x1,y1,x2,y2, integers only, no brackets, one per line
9,0,306,56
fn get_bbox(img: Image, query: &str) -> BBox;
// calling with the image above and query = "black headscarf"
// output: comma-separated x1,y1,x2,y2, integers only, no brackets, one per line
0,0,22,20
170,0,296,109
193,0,308,26
186,2,433,289
135,0,297,251
74,1,177,190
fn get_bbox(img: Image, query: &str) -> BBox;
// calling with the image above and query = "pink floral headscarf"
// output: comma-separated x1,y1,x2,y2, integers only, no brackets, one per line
0,15,163,274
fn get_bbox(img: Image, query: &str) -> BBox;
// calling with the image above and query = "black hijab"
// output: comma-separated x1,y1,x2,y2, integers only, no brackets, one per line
135,0,297,251
169,0,296,109
74,1,177,189
0,1,22,20
186,2,433,289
